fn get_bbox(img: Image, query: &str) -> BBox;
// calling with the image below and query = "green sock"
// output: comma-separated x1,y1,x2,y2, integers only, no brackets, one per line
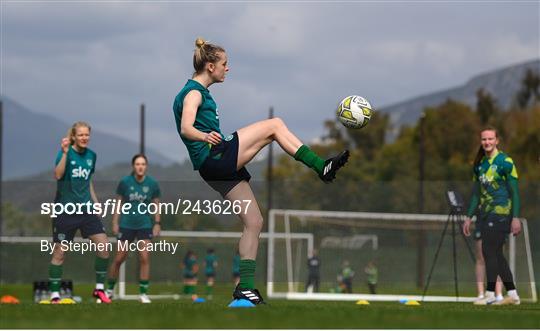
95,257,109,285
48,264,63,293
294,145,325,175
139,280,149,294
206,284,213,295
107,278,117,291
239,259,256,289
183,285,195,294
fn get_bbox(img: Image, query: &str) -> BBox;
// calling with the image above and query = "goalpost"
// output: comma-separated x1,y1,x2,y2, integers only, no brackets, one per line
267,209,537,303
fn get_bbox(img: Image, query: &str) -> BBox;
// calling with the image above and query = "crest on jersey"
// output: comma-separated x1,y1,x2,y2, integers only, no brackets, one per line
142,186,149,193
71,161,76,165
87,159,93,167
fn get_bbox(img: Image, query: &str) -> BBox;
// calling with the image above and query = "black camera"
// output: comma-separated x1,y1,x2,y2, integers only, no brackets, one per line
446,190,464,213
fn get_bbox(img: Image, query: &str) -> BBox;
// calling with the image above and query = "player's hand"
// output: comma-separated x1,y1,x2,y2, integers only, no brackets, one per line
112,223,119,236
511,218,521,236
153,223,161,237
204,131,222,145
61,137,70,153
463,217,472,237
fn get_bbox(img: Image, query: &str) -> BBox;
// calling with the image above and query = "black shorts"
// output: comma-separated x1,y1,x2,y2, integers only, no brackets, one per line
205,272,216,278
480,213,511,237
199,132,251,197
232,272,240,278
52,213,105,242
184,272,197,279
117,227,153,242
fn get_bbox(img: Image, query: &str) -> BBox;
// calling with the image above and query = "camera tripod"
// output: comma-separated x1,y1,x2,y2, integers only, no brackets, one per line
422,207,476,301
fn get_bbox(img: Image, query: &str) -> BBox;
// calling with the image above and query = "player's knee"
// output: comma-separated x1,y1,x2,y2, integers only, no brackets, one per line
97,250,110,259
245,215,263,233
52,248,65,264
271,117,286,130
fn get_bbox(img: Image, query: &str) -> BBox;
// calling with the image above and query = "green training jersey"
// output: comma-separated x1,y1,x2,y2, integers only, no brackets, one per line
232,254,240,274
205,254,217,274
116,175,161,229
468,151,519,217
365,266,378,284
55,146,96,205
342,267,354,280
173,79,223,170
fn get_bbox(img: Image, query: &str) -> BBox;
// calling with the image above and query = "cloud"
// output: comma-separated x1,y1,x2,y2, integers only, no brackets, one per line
3,2,538,164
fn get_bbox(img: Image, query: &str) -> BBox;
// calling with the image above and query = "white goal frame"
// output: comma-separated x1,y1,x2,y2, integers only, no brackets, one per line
267,209,537,303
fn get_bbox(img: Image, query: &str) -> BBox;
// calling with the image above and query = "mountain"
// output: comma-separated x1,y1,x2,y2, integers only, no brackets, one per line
0,96,175,179
381,59,540,130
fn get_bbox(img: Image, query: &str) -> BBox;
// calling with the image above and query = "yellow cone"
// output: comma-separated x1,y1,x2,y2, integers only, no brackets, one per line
405,300,420,305
60,298,76,304
356,300,370,305
38,300,51,304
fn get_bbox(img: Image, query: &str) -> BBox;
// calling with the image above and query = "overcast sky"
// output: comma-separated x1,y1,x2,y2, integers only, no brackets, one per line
3,1,539,163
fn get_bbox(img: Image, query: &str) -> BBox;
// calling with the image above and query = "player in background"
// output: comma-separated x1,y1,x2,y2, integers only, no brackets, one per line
106,154,161,303
338,260,354,294
182,250,199,299
463,127,522,305
204,248,218,299
173,37,349,306
305,249,320,293
49,122,111,304
364,260,378,294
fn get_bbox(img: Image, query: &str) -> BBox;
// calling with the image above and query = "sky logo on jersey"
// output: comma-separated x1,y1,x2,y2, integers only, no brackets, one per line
71,166,91,180
129,192,147,202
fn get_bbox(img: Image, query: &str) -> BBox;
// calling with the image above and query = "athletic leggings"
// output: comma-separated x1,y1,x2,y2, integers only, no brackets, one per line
481,215,516,292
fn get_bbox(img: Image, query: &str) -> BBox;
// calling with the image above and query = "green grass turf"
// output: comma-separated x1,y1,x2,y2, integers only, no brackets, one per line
1,284,539,329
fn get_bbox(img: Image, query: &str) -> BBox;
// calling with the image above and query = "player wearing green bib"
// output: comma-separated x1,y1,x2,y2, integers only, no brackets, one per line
464,127,522,305
173,37,350,306
106,154,161,303
204,248,218,298
182,250,199,297
49,122,111,304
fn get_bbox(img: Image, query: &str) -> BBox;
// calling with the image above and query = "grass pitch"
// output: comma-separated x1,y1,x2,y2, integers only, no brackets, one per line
1,285,539,329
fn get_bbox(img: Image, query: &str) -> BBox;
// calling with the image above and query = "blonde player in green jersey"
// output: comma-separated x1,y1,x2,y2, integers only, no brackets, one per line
106,154,161,303
173,37,350,306
49,121,111,304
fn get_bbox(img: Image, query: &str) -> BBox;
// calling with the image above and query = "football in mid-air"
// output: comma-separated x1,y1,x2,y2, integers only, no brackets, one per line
336,95,373,129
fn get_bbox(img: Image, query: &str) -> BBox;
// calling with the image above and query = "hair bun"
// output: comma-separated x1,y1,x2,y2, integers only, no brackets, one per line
195,37,206,48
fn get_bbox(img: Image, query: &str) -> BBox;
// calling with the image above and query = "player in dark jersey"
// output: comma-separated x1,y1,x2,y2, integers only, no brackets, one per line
106,154,161,303
204,248,218,299
305,249,320,293
49,121,111,304
182,250,199,299
173,38,350,306
463,127,522,305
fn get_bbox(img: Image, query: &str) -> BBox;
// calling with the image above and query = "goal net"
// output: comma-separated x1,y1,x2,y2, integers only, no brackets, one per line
267,209,537,303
